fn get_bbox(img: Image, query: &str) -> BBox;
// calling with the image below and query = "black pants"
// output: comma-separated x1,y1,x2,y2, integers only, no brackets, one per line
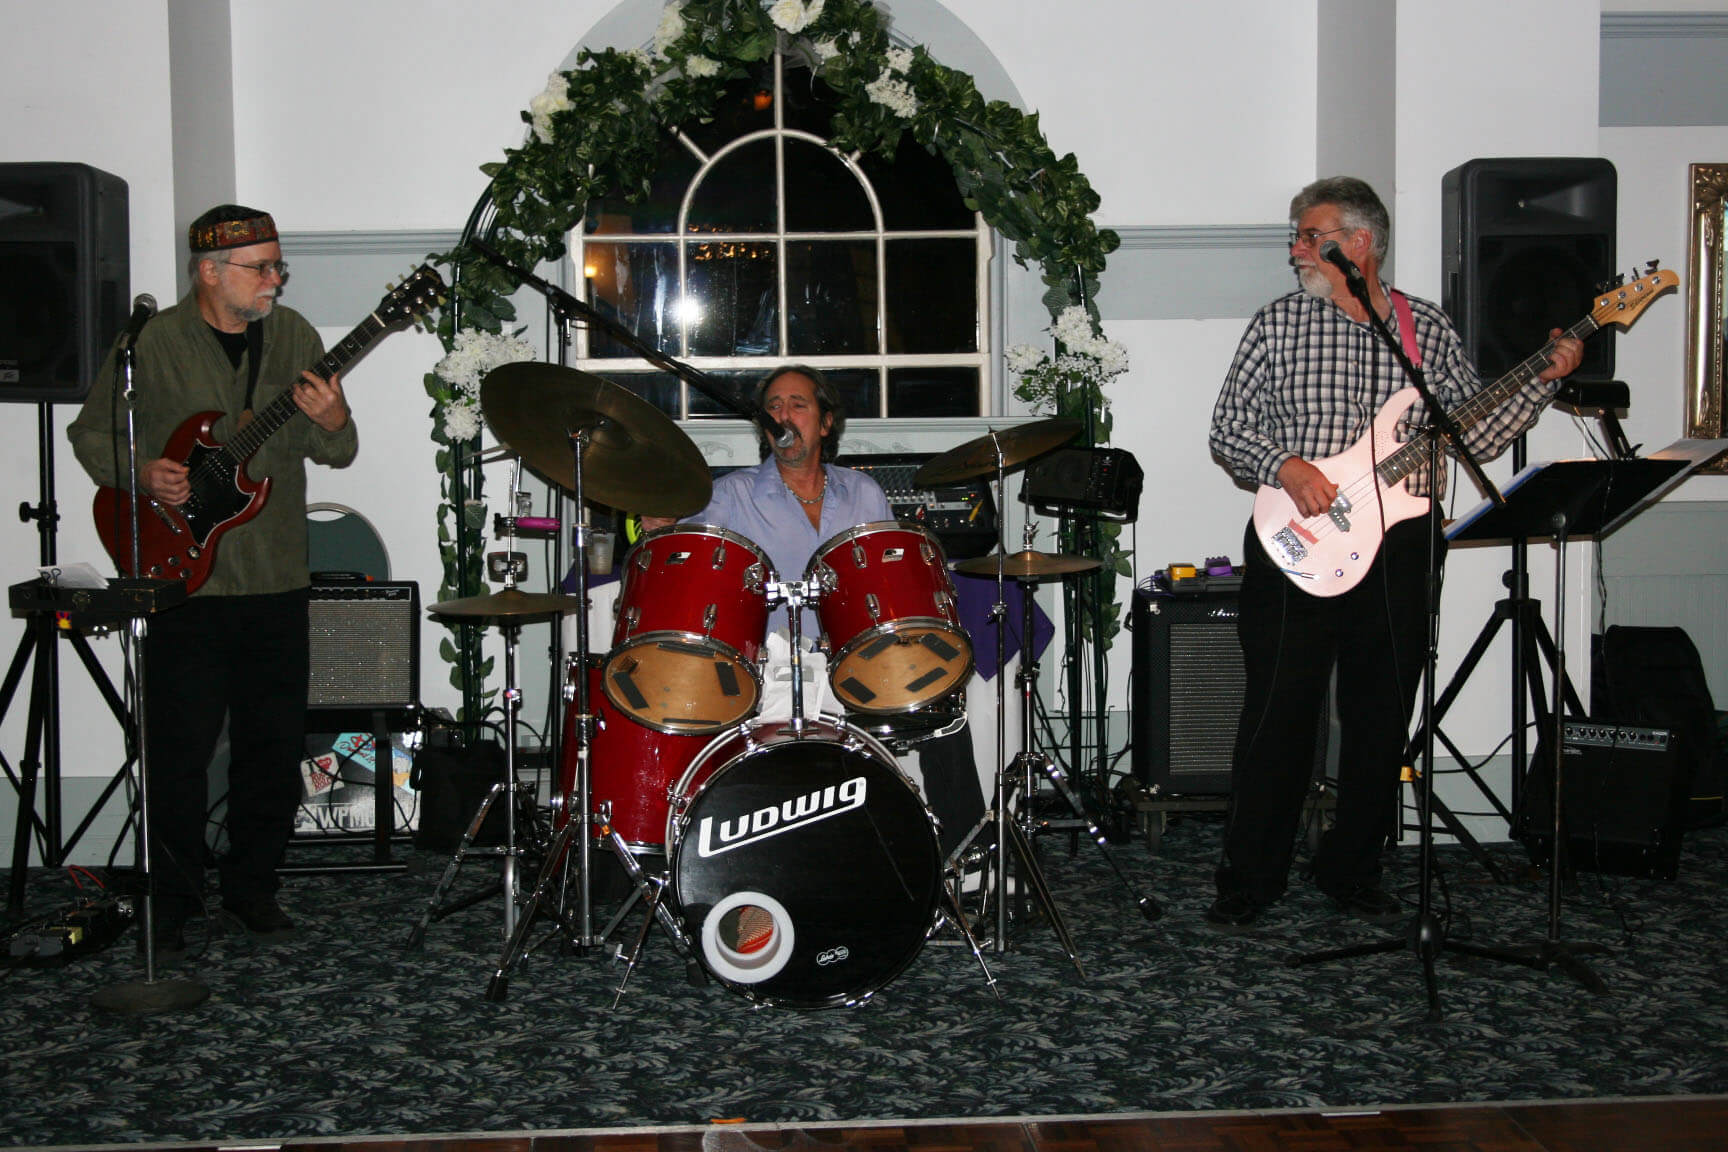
143,589,310,914
918,727,986,858
1216,517,1440,904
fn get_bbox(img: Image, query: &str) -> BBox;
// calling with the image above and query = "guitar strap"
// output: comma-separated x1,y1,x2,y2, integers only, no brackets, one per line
1389,288,1422,367
242,319,264,417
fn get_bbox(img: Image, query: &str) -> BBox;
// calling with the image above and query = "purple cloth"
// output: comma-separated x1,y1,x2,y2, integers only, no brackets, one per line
951,570,1054,681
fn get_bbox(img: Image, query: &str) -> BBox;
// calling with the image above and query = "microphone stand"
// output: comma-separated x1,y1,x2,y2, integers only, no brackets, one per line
1287,265,1517,1020
93,332,209,1014
466,241,789,447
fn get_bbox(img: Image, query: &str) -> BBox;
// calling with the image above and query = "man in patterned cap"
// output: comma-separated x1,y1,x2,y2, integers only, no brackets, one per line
69,205,357,963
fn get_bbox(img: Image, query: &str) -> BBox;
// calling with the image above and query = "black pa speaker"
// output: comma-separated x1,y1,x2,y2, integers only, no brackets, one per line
0,163,129,404
1442,157,1616,384
1130,585,1329,795
1022,447,1143,521
1516,721,1689,880
308,581,420,710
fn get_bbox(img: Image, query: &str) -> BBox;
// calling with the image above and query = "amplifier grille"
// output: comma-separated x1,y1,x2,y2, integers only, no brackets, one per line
1132,585,1329,795
308,582,419,710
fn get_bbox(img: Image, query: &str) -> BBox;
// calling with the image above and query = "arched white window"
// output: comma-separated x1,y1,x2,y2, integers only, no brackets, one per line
573,52,989,420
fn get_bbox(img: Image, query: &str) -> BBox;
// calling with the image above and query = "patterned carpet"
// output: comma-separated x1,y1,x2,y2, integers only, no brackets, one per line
2,808,1725,1148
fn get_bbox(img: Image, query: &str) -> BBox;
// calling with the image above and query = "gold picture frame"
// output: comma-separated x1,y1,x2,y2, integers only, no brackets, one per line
1684,162,1728,470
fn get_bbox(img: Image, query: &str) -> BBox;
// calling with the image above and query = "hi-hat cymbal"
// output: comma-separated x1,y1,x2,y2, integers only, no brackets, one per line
429,587,585,620
912,417,1084,488
481,362,712,517
953,550,1102,580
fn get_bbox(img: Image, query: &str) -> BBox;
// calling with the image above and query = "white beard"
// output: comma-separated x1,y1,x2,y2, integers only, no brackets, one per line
1297,265,1334,299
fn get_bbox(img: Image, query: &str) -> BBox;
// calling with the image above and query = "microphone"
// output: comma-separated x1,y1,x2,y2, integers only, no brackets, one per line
1317,240,1368,289
755,409,796,449
116,293,157,352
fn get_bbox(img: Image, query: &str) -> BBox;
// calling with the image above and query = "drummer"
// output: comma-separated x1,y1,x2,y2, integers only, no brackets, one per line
643,365,886,641
642,365,987,857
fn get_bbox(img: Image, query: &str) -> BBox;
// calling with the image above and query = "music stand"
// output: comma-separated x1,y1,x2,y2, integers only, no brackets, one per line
1439,438,1727,993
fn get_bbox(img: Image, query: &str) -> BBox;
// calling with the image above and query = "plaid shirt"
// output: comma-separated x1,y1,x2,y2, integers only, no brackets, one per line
1210,288,1557,499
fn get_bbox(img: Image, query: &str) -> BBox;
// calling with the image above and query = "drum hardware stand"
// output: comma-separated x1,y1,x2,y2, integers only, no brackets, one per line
967,448,1085,972
406,607,547,951
600,812,703,1005
485,423,659,1000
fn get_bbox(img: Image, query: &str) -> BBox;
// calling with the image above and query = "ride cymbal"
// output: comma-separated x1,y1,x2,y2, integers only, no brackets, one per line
481,362,712,517
912,417,1083,488
952,550,1102,580
428,587,585,620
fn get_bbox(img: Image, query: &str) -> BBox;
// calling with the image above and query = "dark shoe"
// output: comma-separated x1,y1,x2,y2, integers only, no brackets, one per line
1204,892,1265,933
1328,885,1405,925
218,896,298,942
135,913,188,966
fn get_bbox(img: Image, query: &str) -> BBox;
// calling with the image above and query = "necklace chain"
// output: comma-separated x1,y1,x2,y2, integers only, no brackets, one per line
784,471,826,506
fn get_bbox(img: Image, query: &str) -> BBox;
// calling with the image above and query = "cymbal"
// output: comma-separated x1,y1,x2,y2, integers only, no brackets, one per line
428,587,585,620
481,362,712,517
912,417,1084,487
953,550,1102,580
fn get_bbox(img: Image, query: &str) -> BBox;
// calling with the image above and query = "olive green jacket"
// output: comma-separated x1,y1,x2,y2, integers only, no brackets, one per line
67,290,358,597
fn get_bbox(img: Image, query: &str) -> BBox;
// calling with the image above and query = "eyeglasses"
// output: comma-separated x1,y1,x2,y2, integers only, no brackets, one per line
1287,226,1351,248
226,259,289,279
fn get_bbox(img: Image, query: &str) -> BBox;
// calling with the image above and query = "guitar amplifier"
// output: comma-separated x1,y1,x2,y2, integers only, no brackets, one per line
1130,583,1330,794
1516,720,1688,879
308,581,419,710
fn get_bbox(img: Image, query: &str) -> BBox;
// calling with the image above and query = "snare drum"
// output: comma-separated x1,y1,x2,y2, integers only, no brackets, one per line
667,717,942,1009
806,523,974,716
606,525,772,734
557,659,708,852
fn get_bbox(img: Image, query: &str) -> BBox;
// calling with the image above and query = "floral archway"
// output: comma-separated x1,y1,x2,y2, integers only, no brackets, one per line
426,0,1128,705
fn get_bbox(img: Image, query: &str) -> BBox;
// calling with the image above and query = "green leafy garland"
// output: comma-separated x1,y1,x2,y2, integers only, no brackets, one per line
424,0,1128,702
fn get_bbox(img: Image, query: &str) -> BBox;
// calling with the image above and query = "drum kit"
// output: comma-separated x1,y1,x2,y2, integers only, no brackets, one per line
406,362,1140,1009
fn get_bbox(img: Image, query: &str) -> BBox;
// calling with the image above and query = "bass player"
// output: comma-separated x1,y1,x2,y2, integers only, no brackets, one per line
1204,177,1583,933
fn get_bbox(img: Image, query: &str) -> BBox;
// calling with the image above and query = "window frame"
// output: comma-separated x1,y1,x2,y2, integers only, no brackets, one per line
568,51,993,420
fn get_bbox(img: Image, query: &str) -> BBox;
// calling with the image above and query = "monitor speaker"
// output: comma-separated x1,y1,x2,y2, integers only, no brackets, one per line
1515,720,1688,880
1022,447,1143,520
1441,157,1617,384
0,162,129,404
1130,586,1330,795
308,581,420,711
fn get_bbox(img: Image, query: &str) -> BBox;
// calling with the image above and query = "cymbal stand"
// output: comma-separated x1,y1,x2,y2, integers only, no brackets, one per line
412,454,584,968
966,442,1080,970
1010,560,1160,931
487,425,678,1001
407,608,542,950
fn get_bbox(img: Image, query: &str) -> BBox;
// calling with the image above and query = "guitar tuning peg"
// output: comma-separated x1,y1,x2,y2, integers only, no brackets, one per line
1643,259,1660,275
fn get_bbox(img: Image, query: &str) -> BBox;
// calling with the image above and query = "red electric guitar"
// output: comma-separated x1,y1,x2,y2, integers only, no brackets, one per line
94,264,445,591
1253,265,1676,596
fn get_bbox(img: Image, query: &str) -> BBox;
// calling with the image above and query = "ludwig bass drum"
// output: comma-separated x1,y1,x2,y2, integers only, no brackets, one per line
667,717,943,1009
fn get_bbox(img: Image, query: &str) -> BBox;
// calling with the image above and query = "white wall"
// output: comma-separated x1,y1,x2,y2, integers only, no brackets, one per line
0,5,181,821
5,0,1728,860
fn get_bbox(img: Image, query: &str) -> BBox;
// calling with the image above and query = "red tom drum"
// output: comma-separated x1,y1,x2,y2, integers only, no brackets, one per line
606,524,772,735
805,522,973,716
